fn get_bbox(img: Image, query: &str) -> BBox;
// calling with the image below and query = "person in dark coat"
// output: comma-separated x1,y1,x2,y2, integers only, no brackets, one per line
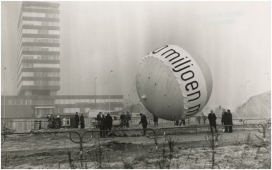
105,113,113,135
153,115,158,127
139,113,148,136
221,109,228,132
100,114,106,138
181,119,186,126
75,112,79,128
208,110,217,133
221,109,226,124
120,112,126,127
80,113,85,129
224,109,233,133
96,112,102,128
174,120,179,126
125,111,131,128
56,115,61,129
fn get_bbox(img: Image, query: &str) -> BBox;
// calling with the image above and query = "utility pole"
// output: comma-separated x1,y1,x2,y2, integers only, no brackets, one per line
3,67,6,123
109,70,113,111
94,77,97,110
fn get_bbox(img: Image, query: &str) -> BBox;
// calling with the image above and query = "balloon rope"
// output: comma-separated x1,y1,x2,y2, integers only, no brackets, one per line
148,59,156,76
154,62,162,83
156,70,166,83
138,59,150,96
175,92,181,120
144,64,156,91
216,83,240,119
127,81,136,100
157,72,169,117
216,83,251,134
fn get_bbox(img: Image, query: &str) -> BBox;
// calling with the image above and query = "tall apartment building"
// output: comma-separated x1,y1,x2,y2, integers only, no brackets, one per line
1,1,124,119
17,1,60,96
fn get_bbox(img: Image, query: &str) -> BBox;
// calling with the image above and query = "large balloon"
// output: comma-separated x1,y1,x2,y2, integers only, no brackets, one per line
136,45,213,120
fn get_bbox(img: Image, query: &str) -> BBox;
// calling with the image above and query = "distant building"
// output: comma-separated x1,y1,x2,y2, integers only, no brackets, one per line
1,2,124,119
1,95,123,118
17,1,60,96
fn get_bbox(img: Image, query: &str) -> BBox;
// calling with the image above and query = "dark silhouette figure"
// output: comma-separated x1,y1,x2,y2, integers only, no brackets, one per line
105,113,113,135
221,109,227,132
197,116,201,125
75,112,79,128
223,109,233,133
208,110,217,133
100,115,106,138
139,113,148,135
181,119,186,126
80,113,85,129
153,115,158,126
120,112,126,127
202,115,207,125
96,112,102,128
125,111,131,128
174,120,179,126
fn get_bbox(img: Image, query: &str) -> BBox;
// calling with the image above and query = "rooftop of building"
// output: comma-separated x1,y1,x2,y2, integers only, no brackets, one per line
18,1,60,27
1,95,124,100
22,1,60,9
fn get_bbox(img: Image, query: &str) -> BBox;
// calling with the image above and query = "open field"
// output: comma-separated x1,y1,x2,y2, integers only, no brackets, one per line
1,126,271,169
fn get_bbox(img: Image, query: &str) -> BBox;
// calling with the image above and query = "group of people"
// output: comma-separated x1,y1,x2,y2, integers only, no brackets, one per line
47,115,61,129
174,119,186,126
96,112,113,138
208,109,233,133
71,109,233,136
74,112,85,129
120,111,131,127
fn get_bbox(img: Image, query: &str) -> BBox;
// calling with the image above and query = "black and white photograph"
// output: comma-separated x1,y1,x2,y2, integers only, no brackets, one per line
1,1,271,169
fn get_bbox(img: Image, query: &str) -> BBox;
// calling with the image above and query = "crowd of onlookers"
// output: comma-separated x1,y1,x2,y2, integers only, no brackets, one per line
47,109,233,136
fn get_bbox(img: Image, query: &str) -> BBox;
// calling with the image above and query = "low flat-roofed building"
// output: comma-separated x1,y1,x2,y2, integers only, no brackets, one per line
1,95,123,118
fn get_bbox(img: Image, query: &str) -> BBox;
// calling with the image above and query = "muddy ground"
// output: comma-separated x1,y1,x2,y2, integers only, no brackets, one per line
1,128,271,169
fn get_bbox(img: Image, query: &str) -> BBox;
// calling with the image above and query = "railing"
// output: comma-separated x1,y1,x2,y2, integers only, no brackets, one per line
1,117,269,132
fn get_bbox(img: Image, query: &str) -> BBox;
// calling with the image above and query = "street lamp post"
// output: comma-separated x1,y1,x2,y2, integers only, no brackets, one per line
109,70,113,111
3,67,6,122
94,77,97,110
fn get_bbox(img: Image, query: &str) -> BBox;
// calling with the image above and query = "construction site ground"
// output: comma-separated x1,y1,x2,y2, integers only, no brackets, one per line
1,125,271,169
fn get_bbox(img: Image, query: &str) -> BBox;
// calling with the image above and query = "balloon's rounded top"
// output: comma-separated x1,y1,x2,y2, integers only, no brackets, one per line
136,45,213,120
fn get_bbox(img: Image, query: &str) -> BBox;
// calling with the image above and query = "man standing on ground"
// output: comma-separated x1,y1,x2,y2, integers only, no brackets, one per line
153,115,158,127
139,113,148,136
100,114,106,138
96,112,102,128
80,113,85,129
105,113,113,135
221,109,228,132
120,112,126,127
208,110,217,133
125,111,131,128
225,109,233,133
75,112,79,128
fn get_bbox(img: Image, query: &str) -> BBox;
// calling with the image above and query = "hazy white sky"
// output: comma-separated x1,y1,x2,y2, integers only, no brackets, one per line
1,1,271,110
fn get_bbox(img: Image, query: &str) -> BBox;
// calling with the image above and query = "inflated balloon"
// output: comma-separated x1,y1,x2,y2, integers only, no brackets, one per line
136,45,213,120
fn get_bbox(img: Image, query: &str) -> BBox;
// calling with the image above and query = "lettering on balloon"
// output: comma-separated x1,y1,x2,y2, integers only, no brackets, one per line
153,46,202,116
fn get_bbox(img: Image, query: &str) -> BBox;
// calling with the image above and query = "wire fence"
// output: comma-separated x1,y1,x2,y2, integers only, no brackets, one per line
1,116,269,132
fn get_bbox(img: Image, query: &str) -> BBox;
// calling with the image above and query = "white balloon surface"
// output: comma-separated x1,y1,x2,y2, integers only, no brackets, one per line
136,45,213,120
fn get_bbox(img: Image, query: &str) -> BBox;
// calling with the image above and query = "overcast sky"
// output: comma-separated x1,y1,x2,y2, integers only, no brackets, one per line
1,1,271,111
